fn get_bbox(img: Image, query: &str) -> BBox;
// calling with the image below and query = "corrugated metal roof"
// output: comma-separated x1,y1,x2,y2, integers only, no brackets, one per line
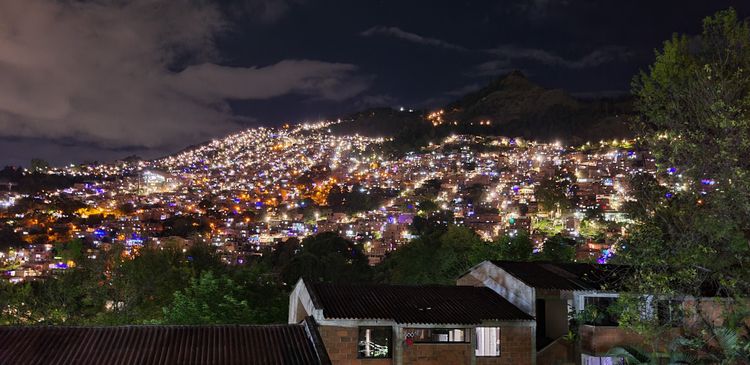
308,282,533,324
0,322,330,365
490,260,628,291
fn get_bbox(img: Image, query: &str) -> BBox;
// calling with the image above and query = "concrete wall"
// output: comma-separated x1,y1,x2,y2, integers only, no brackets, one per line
289,279,319,324
457,261,535,316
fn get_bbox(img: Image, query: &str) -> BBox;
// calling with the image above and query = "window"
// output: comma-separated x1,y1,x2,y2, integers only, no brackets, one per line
656,299,684,327
581,354,625,365
406,328,468,343
358,327,392,358
475,327,501,357
583,296,619,326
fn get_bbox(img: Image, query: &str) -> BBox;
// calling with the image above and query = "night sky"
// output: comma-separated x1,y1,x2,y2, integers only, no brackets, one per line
1,0,748,166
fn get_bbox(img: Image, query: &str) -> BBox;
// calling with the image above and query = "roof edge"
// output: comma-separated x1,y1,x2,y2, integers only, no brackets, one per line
302,316,332,365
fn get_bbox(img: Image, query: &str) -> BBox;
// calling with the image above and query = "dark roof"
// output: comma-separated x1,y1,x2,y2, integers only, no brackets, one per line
489,260,628,291
307,282,533,324
0,320,331,365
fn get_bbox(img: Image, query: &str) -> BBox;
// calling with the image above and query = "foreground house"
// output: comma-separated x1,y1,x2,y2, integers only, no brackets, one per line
289,279,535,365
458,260,683,365
0,319,331,365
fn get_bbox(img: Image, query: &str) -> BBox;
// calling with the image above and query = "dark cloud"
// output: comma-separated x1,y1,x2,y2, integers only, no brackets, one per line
0,0,368,160
354,94,398,108
485,45,632,69
360,26,468,51
444,83,482,96
225,0,307,24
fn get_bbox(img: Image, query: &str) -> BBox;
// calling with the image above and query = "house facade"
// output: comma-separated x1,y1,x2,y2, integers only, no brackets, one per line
289,279,535,365
457,260,673,365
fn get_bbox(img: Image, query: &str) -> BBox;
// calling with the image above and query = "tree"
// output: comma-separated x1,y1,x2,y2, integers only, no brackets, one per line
619,8,750,360
378,226,481,285
494,232,534,261
535,176,571,213
162,271,257,325
538,235,576,262
0,256,107,325
281,232,371,284
417,199,439,214
105,246,190,324
30,158,50,173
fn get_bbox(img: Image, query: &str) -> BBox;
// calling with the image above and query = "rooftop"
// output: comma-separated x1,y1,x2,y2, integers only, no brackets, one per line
489,260,628,291
306,281,534,324
0,320,330,365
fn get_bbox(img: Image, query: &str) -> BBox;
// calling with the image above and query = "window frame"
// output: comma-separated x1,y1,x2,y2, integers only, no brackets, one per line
405,328,470,344
582,295,620,326
357,326,393,359
655,299,684,327
475,326,501,357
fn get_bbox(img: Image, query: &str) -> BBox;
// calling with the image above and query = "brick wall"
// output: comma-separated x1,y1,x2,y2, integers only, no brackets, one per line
536,337,574,365
474,326,534,365
402,343,471,365
579,325,643,355
318,325,533,365
318,326,393,365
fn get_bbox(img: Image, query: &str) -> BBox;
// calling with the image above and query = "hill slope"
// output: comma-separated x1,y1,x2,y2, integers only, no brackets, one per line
332,71,633,146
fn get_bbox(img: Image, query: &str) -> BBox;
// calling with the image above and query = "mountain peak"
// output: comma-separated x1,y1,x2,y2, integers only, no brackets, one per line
505,69,527,79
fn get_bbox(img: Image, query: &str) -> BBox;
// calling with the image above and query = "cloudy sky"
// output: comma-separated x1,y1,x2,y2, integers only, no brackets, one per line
0,0,747,166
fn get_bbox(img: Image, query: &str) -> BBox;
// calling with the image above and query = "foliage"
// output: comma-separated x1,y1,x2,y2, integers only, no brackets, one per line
533,218,563,236
158,215,211,238
417,199,439,214
281,232,371,284
535,176,572,213
378,226,534,284
377,226,479,284
30,158,50,173
538,235,576,262
0,240,288,326
624,5,750,300
98,245,191,324
161,271,257,325
578,219,605,241
0,257,106,325
326,184,396,214
618,8,750,361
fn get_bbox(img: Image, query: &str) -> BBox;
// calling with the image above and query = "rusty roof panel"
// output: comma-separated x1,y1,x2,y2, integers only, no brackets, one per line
0,323,329,365
308,282,533,324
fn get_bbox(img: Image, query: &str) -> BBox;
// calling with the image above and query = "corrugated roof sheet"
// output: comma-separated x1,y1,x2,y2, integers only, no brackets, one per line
490,260,628,291
308,282,533,324
0,322,330,365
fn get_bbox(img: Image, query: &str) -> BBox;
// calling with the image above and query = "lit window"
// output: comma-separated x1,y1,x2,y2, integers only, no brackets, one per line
358,327,392,358
475,327,501,357
406,328,468,343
